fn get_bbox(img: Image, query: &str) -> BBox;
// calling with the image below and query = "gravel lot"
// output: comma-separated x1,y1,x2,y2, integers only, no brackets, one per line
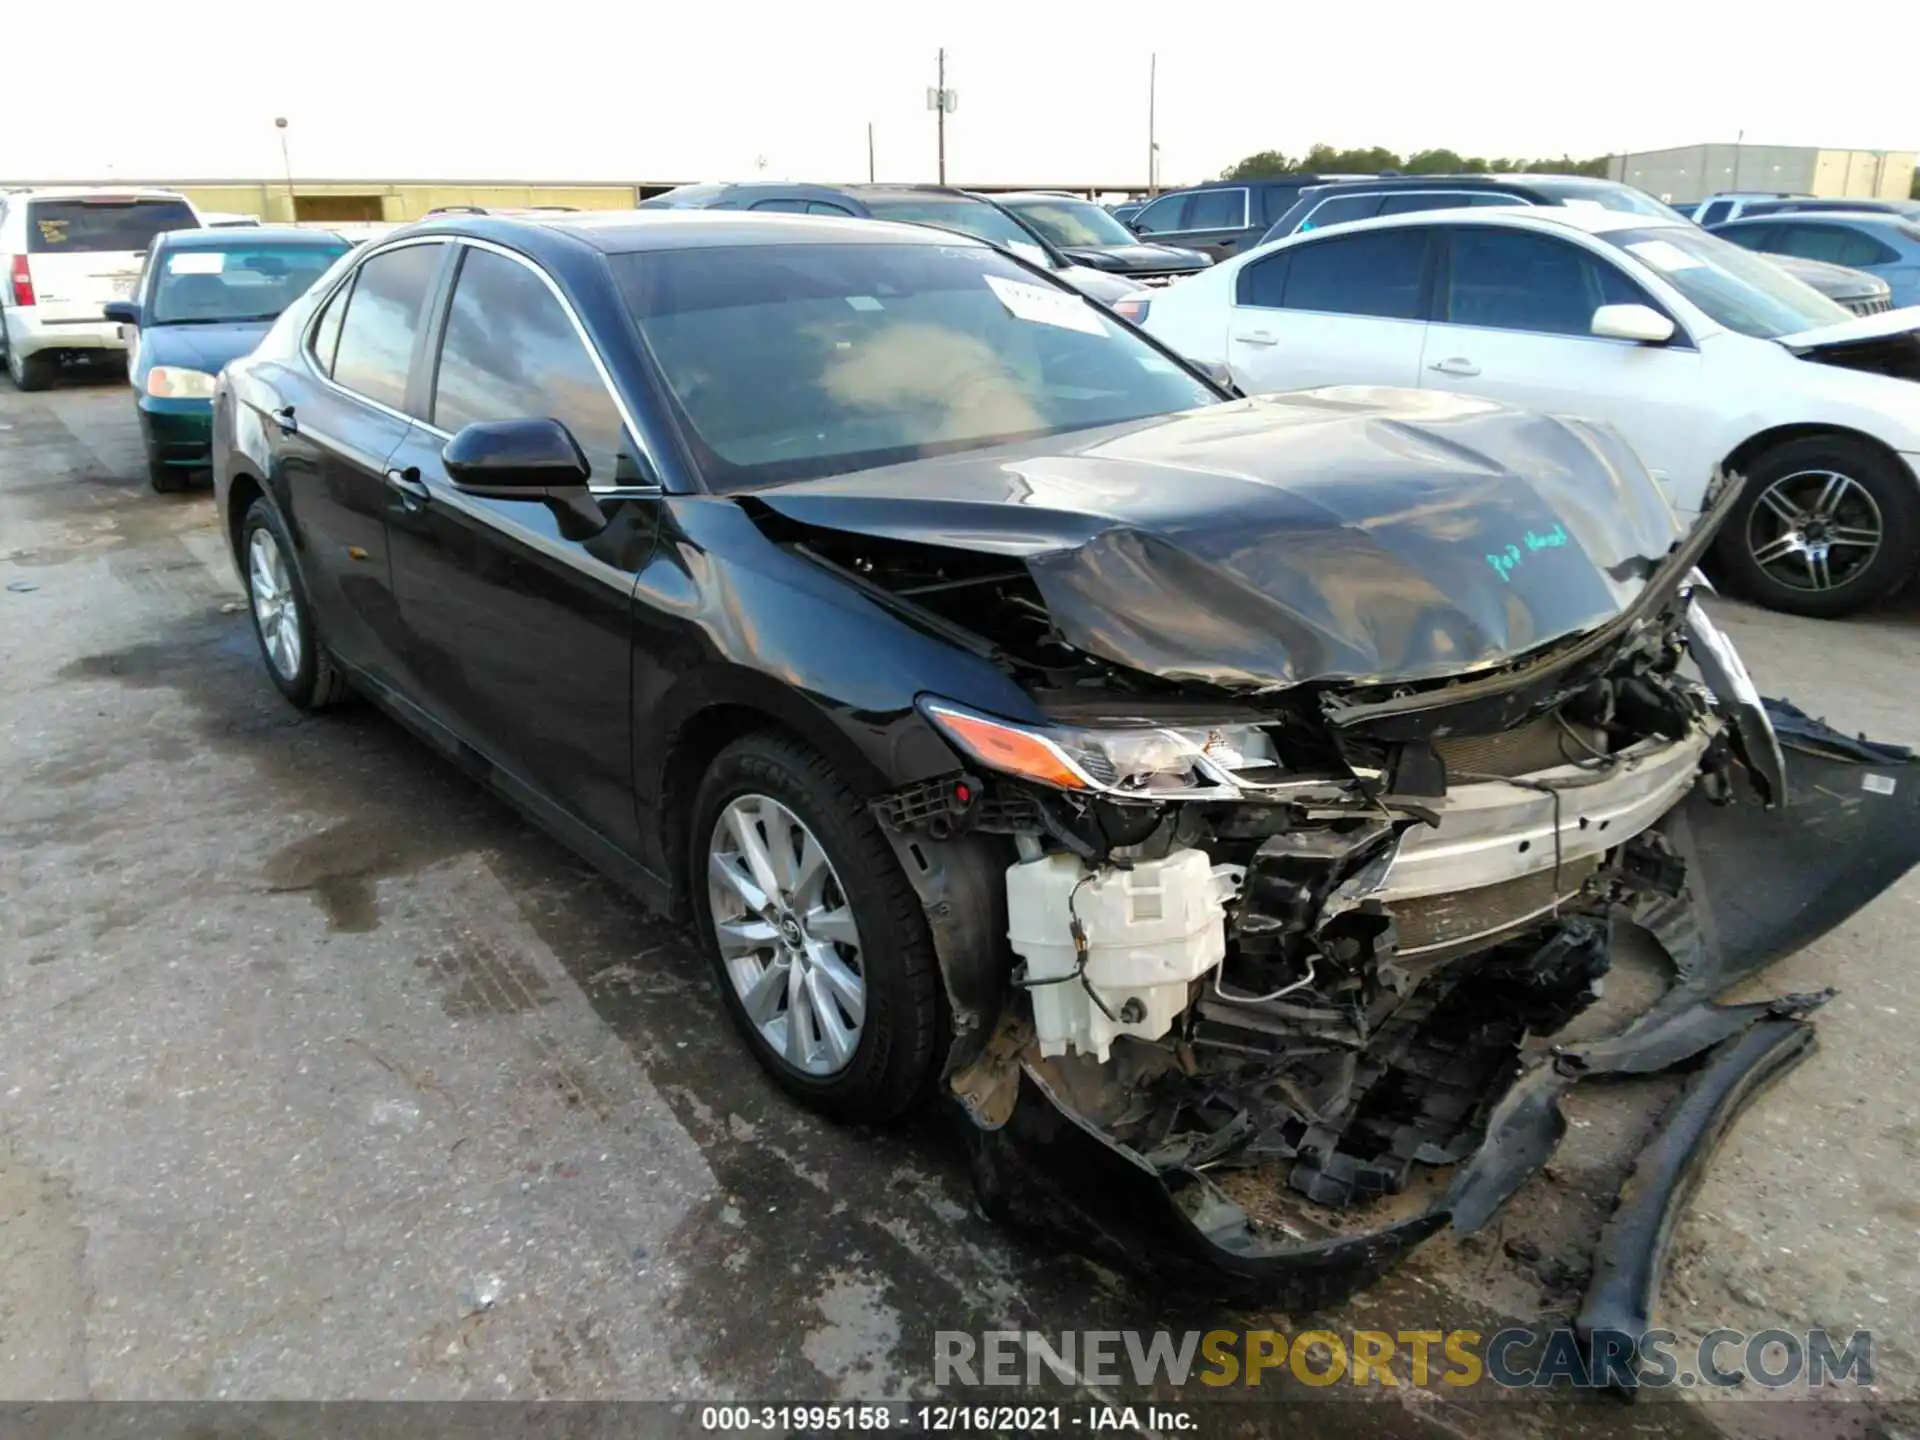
3,373,1916,1435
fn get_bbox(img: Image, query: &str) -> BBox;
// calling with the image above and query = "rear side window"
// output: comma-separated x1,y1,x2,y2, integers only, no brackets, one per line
330,243,444,411
1715,224,1776,252
310,277,352,374
750,198,809,213
1698,200,1735,227
1274,229,1431,320
808,201,855,217
1256,185,1306,224
1768,224,1899,269
27,198,197,253
431,248,627,480
1380,191,1520,216
1185,189,1247,231
1299,194,1385,231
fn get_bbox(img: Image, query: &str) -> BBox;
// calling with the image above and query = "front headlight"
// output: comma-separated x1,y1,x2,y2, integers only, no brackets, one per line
146,366,217,399
920,697,1284,800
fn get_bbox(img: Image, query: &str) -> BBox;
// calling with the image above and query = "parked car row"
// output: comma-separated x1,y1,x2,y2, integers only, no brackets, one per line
1123,203,1920,618
196,204,1920,1321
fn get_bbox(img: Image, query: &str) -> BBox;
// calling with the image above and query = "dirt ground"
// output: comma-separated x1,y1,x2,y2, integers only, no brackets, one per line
3,372,1917,1437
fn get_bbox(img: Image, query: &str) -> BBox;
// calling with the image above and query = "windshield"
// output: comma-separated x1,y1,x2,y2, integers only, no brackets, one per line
1002,197,1137,248
859,196,1038,251
150,242,350,324
1603,225,1851,338
28,198,198,253
612,241,1217,491
1537,183,1689,223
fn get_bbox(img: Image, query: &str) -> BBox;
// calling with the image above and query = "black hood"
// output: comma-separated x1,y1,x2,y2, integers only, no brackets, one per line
1056,242,1210,275
748,388,1687,692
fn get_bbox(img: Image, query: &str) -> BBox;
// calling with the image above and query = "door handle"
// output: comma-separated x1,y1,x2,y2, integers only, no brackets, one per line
385,467,429,507
1234,330,1278,347
269,405,297,435
1428,357,1480,377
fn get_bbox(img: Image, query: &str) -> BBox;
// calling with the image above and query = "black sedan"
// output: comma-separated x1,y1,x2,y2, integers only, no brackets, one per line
992,192,1211,285
212,210,1920,1331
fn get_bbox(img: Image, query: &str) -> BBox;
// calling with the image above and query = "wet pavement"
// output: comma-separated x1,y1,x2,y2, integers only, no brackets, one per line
3,374,1917,1436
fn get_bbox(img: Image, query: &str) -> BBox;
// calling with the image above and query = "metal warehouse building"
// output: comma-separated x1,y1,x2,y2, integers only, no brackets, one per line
1610,144,1914,206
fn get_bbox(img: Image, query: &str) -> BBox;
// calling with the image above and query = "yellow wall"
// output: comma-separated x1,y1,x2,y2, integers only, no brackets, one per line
173,182,640,223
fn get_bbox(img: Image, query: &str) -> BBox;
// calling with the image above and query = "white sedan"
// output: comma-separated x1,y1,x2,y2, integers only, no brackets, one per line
1124,205,1920,618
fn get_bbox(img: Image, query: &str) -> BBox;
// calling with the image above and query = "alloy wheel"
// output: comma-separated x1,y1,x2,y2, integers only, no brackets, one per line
247,527,304,682
1745,469,1884,594
706,794,866,1077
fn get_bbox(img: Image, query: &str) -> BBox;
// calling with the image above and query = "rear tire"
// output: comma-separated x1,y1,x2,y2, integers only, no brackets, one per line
239,496,350,710
4,327,51,392
689,732,945,1123
1715,436,1917,618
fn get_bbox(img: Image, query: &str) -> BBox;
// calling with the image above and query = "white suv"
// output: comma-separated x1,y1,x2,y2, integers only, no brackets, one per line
0,187,201,390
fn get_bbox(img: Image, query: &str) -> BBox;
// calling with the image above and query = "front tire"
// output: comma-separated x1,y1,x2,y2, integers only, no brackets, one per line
1716,437,1917,618
689,732,945,1122
147,446,189,494
239,496,349,710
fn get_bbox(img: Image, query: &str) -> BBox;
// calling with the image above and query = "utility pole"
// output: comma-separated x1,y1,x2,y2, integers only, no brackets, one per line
1147,53,1157,195
868,123,876,183
1732,128,1744,190
937,49,947,185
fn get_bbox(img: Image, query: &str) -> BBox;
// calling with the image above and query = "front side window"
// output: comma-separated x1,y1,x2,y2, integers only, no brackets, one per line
1129,194,1189,235
612,241,1217,490
1698,200,1735,227
150,242,348,325
1185,189,1248,232
750,198,809,213
859,196,1033,250
431,248,627,480
1768,223,1898,269
807,201,855,217
1276,229,1431,320
1443,227,1646,336
27,198,197,253
1602,224,1850,339
1714,224,1776,253
1299,194,1385,232
329,242,445,411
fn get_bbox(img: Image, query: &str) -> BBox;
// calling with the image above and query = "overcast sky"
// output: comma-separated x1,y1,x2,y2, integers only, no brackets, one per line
12,1,1920,189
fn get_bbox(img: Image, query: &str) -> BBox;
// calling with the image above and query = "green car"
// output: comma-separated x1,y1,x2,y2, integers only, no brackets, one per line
106,227,350,492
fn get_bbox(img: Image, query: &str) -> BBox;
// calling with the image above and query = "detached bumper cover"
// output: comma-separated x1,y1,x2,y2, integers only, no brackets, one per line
968,701,1920,1378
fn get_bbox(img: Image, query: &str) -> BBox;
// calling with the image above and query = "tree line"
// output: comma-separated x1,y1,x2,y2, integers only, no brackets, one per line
1220,144,1612,181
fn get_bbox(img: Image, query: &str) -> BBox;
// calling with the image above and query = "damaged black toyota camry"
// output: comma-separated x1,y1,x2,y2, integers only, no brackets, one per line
214,210,1920,1363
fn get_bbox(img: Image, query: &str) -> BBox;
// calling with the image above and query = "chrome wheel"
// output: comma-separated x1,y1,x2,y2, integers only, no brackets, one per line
247,526,304,681
1746,469,1884,594
707,794,866,1077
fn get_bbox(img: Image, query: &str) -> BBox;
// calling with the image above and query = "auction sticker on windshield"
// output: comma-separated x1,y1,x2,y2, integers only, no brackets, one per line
985,274,1106,335
1626,239,1704,272
168,252,226,274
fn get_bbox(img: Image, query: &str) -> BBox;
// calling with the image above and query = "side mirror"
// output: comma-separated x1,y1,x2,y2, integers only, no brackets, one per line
443,417,591,494
442,418,606,536
1194,360,1240,394
104,300,140,327
1591,303,1675,345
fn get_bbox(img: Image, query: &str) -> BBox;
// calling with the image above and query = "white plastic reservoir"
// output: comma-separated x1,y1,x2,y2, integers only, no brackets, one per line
1005,848,1237,1062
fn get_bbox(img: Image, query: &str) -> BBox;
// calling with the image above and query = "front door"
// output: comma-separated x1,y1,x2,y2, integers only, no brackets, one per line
1418,225,1710,513
1225,226,1434,393
270,239,450,682
384,242,656,854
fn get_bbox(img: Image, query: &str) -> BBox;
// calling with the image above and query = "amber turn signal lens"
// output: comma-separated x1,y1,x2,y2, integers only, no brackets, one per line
924,706,1089,791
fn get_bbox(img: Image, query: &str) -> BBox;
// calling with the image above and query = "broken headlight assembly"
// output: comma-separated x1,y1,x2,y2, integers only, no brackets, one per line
919,697,1289,800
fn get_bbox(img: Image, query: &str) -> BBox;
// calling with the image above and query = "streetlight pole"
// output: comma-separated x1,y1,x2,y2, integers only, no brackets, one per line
274,117,295,223
1147,53,1157,196
937,49,947,185
868,122,876,183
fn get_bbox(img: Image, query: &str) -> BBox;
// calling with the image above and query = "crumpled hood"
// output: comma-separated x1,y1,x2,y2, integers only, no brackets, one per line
139,320,273,374
1778,304,1920,351
750,387,1687,690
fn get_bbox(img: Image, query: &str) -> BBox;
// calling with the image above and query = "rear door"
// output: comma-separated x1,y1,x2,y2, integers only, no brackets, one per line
1224,226,1435,393
382,241,654,853
1417,225,1709,509
22,196,199,321
267,239,452,685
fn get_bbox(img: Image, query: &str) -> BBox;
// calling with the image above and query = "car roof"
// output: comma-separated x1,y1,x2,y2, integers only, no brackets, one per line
159,225,344,247
1719,210,1916,231
399,208,986,255
13,186,193,203
1268,203,1672,243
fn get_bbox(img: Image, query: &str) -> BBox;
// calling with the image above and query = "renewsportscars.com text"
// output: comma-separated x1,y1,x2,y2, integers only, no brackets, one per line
934,1327,1873,1390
